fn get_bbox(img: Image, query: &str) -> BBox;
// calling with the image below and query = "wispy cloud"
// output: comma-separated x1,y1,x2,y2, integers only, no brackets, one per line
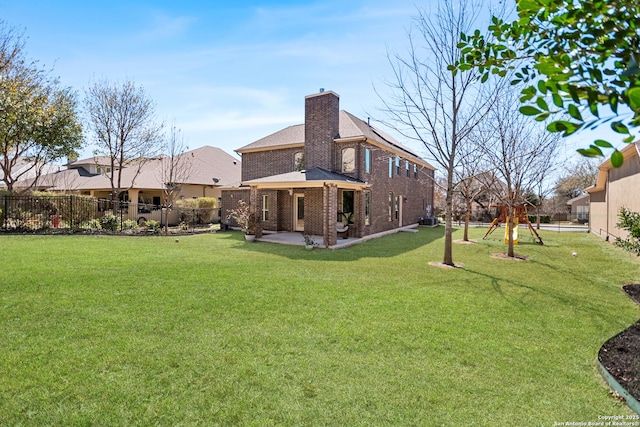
137,12,196,42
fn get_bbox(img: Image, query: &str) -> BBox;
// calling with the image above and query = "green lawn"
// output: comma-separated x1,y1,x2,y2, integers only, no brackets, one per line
1,227,639,425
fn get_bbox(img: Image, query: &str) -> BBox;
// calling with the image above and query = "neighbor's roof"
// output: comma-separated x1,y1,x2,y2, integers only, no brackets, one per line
67,156,113,167
242,167,368,189
30,145,241,192
566,193,590,205
236,110,434,170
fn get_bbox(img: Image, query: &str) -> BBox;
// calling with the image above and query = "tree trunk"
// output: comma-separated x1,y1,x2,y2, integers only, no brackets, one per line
443,186,455,266
507,204,515,258
463,199,472,241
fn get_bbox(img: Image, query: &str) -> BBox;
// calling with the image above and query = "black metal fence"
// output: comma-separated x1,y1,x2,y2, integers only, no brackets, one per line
0,194,220,233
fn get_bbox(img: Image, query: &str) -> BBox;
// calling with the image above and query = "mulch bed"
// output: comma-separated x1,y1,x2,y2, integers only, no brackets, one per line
598,284,640,402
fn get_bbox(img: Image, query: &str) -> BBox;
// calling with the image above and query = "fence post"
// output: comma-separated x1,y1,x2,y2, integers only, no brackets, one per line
3,194,7,230
69,195,74,230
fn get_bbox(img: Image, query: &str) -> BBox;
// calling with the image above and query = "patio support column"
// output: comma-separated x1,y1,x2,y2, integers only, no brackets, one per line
128,189,140,203
323,183,337,247
249,186,263,238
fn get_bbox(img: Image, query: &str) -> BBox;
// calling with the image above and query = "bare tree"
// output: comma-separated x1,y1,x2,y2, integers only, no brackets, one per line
528,153,557,229
84,78,163,204
554,158,599,201
159,122,194,231
479,90,561,257
454,153,498,241
378,0,505,266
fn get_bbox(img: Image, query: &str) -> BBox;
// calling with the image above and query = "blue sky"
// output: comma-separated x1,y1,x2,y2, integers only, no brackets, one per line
1,0,427,159
1,0,606,165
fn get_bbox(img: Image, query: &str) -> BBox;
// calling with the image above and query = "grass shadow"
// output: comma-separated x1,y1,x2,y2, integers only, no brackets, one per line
227,226,446,262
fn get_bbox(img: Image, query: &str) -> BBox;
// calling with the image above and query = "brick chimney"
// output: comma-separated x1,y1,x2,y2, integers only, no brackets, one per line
304,90,339,171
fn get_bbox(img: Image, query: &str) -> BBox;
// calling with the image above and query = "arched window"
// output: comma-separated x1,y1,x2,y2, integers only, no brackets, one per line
294,152,304,171
342,147,355,173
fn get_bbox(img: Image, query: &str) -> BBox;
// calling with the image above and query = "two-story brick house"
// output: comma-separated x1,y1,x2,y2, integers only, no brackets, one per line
221,90,435,247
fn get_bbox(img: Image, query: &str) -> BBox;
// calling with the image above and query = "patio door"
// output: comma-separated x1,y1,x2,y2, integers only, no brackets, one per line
294,194,304,231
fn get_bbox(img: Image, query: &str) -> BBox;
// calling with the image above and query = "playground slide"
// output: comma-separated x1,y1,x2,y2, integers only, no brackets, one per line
504,219,519,245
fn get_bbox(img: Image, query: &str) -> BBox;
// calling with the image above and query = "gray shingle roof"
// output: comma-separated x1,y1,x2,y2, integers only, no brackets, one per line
30,145,241,192
236,110,426,164
243,167,365,185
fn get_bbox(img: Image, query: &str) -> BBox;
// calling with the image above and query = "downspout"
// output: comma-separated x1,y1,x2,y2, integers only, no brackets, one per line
606,170,610,240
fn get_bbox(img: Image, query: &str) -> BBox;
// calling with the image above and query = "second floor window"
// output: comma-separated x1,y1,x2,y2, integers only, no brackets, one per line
294,152,304,171
365,149,371,173
395,156,400,175
406,160,410,177
342,147,355,173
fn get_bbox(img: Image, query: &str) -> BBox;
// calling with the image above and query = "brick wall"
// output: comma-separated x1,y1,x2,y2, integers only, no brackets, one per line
220,189,250,226
276,190,293,231
257,189,279,231
304,188,325,236
241,147,301,181
353,141,434,235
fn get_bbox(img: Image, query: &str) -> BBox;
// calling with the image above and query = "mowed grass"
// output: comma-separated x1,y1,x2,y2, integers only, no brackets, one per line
1,227,639,426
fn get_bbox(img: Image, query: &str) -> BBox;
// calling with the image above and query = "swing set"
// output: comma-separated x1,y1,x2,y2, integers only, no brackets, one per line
482,204,544,245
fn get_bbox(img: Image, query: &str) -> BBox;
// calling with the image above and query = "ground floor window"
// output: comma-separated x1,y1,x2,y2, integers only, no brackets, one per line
365,192,371,225
262,195,269,221
395,196,400,220
388,192,393,221
339,190,354,223
577,205,588,220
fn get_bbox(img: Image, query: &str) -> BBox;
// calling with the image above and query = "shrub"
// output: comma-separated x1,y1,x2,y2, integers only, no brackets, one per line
32,192,98,228
615,207,640,255
145,219,161,232
121,219,139,231
100,214,119,231
83,218,102,230
175,197,217,224
528,215,551,224
226,199,253,234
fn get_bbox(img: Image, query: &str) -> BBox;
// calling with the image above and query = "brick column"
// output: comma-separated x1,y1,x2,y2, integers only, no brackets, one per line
323,183,338,247
249,186,262,238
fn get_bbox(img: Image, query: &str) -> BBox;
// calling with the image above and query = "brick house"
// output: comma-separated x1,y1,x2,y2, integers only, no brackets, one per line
221,90,435,247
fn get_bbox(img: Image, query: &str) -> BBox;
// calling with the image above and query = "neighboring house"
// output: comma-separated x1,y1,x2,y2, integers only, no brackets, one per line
453,171,505,222
20,146,241,224
220,90,435,247
0,156,63,191
566,193,589,224
587,141,640,241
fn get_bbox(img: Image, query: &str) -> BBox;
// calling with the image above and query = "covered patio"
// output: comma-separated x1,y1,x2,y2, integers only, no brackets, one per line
243,167,369,247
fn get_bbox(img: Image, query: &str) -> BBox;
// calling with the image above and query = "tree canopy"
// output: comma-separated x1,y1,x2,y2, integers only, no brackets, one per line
0,22,83,192
453,0,640,166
